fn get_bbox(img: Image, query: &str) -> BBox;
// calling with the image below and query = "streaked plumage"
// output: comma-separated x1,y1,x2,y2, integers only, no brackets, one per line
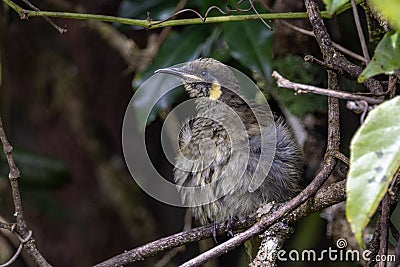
157,58,303,225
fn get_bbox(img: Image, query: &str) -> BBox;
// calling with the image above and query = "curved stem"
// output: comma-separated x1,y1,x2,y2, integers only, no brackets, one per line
3,0,354,29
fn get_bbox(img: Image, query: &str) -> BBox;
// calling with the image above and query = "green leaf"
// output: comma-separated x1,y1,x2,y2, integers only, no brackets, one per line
369,0,400,31
358,31,400,82
346,96,400,247
222,20,273,81
118,0,174,20
133,26,214,87
132,26,217,128
273,55,327,117
324,0,349,15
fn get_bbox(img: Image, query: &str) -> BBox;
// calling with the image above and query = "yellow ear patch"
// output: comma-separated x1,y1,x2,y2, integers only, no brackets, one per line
209,82,222,100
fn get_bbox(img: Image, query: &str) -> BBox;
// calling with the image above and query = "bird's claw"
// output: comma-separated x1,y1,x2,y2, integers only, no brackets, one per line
225,217,238,237
212,222,218,243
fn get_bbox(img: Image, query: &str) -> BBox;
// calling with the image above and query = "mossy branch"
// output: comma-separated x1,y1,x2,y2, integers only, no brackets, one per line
2,0,361,29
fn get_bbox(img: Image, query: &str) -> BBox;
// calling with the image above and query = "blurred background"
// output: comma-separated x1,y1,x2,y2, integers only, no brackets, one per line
0,0,371,266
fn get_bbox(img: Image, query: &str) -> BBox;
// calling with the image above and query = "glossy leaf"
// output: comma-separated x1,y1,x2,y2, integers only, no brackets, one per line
118,0,174,21
222,20,273,81
324,0,349,15
133,26,214,87
369,0,400,31
132,26,215,128
359,31,400,82
273,55,327,117
346,96,400,246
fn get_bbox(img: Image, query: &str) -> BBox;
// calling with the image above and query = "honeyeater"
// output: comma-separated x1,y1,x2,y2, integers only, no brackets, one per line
156,58,303,232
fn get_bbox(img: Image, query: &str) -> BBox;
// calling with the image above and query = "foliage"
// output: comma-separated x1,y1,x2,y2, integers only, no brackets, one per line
346,97,400,247
273,55,327,117
123,1,275,127
323,0,400,248
323,0,364,15
369,0,400,31
324,0,349,15
358,31,400,82
2,0,400,266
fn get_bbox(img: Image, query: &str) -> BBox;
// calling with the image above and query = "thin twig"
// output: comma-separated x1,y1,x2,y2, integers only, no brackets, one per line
272,71,382,104
389,235,400,267
303,55,344,74
368,169,400,266
179,2,344,265
94,218,254,267
149,0,272,30
2,0,353,29
20,0,66,33
390,220,400,241
249,222,293,266
304,0,384,95
378,193,390,267
181,61,342,265
179,159,338,267
333,151,349,166
248,0,273,30
153,207,192,267
93,179,345,267
304,0,344,151
367,218,381,267
0,120,24,232
153,0,188,57
350,0,370,63
0,117,52,267
282,21,366,62
388,75,397,98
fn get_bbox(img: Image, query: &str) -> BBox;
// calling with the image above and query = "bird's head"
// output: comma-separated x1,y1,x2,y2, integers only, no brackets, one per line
156,58,240,100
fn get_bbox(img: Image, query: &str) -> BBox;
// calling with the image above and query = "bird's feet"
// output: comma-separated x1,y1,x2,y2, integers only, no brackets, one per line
225,217,238,237
212,222,219,243
211,217,239,242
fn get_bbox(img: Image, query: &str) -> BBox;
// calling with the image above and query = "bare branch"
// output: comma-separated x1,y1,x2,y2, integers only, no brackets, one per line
272,71,382,104
20,0,66,33
94,178,345,267
93,217,252,267
0,120,24,231
148,0,272,30
0,117,52,267
378,193,390,267
179,164,341,267
388,75,397,98
2,0,354,30
249,222,293,267
390,234,400,267
304,0,384,96
282,20,366,62
368,169,400,266
351,0,370,63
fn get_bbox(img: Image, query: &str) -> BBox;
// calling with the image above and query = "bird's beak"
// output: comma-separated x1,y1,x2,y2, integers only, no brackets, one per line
155,67,184,77
155,67,204,81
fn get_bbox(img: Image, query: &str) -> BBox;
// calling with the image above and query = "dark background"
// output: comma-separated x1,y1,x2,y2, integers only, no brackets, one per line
0,0,370,266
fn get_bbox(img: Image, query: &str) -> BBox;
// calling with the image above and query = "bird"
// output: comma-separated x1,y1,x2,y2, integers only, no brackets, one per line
156,58,303,233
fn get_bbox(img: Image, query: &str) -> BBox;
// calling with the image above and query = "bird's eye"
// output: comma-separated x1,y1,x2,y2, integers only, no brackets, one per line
201,70,207,76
